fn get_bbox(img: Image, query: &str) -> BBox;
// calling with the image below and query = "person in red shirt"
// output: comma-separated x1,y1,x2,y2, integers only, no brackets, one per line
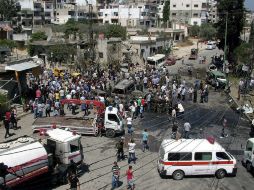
126,165,135,190
36,88,41,99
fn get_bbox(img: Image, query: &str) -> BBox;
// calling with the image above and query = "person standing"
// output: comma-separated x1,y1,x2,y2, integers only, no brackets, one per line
68,172,80,190
116,137,125,161
128,139,136,164
127,116,133,136
220,117,228,138
146,93,151,112
181,87,186,101
112,162,120,189
126,166,135,190
45,99,51,117
188,87,193,101
142,129,149,152
10,109,17,129
171,108,176,125
4,116,10,138
184,122,191,139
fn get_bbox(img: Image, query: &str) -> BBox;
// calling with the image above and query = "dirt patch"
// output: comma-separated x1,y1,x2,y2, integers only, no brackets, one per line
177,40,194,47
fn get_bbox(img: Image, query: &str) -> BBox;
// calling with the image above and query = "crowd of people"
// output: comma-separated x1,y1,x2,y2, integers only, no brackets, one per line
2,62,215,190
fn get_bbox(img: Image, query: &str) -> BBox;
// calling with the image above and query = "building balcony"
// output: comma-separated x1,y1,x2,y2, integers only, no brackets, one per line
34,7,43,12
33,16,42,20
44,8,53,12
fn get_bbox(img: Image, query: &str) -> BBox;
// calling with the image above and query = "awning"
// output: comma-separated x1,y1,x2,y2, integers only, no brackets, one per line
5,61,39,72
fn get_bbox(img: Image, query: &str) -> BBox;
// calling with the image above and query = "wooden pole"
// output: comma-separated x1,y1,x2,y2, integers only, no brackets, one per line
15,71,22,96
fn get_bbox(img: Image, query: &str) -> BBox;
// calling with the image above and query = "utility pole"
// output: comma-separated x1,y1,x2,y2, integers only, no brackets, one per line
223,12,228,73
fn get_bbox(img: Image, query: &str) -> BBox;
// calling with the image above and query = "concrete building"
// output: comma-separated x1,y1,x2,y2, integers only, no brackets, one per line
98,2,157,28
207,0,219,23
170,0,210,26
129,35,172,60
97,37,122,66
17,0,54,28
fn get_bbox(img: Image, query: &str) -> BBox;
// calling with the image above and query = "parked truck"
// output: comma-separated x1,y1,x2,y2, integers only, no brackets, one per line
242,138,254,173
32,99,125,138
0,128,84,189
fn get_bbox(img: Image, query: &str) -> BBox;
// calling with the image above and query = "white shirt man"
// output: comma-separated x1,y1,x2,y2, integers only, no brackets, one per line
128,142,136,153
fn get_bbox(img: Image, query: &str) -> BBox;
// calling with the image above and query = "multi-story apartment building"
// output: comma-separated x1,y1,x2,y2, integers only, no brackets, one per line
17,0,54,28
98,2,157,28
170,0,210,26
207,0,218,23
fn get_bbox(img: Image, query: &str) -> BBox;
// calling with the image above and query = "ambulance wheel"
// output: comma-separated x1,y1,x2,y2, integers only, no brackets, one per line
172,170,184,180
106,129,115,138
246,162,252,172
215,169,226,179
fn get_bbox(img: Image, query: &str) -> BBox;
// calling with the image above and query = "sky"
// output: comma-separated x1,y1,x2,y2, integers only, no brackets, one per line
245,0,254,11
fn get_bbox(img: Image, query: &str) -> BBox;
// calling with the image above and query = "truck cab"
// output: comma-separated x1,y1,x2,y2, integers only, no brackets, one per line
243,138,254,172
46,129,83,165
104,106,124,138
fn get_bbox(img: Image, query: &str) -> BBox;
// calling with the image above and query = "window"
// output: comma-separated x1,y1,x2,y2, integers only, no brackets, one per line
202,3,207,8
246,141,253,151
194,4,198,8
108,114,119,123
173,4,176,8
216,152,230,160
127,84,135,92
195,152,212,160
172,13,177,16
193,13,199,17
185,12,189,16
99,52,103,58
168,152,192,161
186,4,190,8
70,140,80,153
113,12,118,16
105,14,108,17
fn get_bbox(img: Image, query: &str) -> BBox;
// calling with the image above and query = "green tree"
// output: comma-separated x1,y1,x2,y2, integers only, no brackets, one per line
64,19,79,39
216,0,245,55
199,23,217,40
27,45,45,56
234,43,252,64
30,32,47,42
47,44,76,64
0,0,17,21
189,25,200,37
0,39,16,49
104,24,126,40
162,1,170,26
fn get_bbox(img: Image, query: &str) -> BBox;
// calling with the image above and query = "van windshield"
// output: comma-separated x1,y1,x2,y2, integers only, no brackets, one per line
147,60,156,65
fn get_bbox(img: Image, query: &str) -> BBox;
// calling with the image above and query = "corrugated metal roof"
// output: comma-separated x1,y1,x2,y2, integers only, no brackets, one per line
5,61,39,72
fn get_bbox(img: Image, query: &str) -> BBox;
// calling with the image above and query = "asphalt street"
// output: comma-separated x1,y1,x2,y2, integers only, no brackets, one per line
1,48,254,190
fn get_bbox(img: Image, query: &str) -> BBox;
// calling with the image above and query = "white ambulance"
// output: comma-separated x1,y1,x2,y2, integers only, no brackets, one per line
157,138,237,180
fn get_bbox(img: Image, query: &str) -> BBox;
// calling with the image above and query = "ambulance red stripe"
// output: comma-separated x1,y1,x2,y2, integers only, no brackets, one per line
161,160,234,166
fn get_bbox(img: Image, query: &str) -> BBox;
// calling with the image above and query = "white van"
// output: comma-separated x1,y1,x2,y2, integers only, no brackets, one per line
242,138,254,172
157,138,237,180
147,54,166,68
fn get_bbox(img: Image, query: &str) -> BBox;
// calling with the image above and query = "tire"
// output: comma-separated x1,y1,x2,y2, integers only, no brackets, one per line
172,170,184,180
215,169,226,179
246,162,252,172
105,129,115,138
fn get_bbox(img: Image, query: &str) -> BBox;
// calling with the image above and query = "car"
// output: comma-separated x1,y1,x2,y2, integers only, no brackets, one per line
206,70,228,88
165,57,176,66
206,41,217,50
206,43,214,50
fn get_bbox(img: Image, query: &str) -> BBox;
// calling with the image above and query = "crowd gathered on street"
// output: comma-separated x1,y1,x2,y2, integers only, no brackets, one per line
2,58,230,190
